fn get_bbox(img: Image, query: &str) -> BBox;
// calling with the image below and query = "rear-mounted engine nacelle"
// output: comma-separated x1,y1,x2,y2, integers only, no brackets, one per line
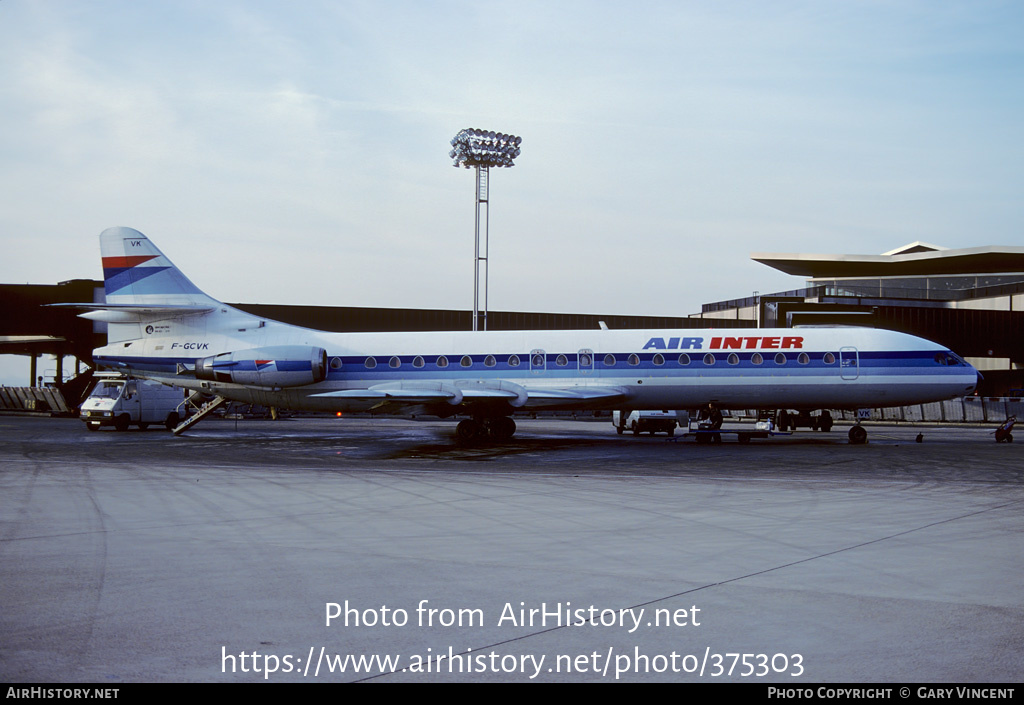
195,345,328,387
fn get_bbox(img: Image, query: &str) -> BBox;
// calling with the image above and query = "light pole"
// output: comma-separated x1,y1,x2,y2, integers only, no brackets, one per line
450,128,522,331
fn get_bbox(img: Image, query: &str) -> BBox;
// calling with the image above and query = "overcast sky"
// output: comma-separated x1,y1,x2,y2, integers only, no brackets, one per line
2,1,1023,383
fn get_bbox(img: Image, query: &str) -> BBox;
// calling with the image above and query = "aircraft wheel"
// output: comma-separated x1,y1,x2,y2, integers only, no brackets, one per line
616,425,624,435
632,423,639,436
1007,433,1013,443
86,422,100,432
488,417,516,441
848,425,868,444
667,427,675,437
738,433,751,444
138,423,149,431
456,419,482,441
821,421,833,432
164,412,179,431
115,415,130,432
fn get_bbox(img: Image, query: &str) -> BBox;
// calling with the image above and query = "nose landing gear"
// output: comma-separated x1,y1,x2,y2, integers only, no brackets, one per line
848,424,868,444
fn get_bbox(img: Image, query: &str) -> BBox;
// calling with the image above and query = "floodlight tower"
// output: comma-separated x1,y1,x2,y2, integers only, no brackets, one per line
449,128,522,331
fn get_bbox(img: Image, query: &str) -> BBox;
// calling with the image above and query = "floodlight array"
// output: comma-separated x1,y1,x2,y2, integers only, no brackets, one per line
449,128,522,168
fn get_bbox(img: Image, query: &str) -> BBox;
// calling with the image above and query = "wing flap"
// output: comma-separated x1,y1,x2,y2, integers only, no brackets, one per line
312,388,457,403
524,385,629,407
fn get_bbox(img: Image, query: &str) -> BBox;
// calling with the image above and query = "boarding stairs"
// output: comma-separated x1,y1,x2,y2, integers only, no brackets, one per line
172,394,228,436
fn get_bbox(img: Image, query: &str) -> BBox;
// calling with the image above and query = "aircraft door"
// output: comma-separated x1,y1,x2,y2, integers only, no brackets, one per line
578,349,594,375
839,347,859,380
530,349,546,375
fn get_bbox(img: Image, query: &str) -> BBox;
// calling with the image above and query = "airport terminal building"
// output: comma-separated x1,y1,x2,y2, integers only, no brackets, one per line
3,241,1022,402
694,242,1024,396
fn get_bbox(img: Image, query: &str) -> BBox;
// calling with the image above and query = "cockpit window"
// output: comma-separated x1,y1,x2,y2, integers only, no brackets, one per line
934,351,963,366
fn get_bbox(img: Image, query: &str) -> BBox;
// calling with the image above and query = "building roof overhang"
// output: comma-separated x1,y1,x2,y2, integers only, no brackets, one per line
751,244,1024,279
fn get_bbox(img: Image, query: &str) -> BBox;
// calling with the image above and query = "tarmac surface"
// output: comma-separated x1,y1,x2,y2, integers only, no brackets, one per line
1,414,1022,683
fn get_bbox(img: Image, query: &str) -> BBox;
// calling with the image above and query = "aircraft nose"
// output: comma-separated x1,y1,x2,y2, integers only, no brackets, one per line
968,361,981,394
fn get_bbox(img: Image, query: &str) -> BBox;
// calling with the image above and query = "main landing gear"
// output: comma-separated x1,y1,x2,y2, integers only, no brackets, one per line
455,416,517,442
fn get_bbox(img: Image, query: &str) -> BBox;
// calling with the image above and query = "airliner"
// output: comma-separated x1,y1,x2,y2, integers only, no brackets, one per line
65,227,978,442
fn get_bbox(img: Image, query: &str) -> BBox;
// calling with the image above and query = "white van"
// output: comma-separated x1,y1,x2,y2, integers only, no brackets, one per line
81,376,187,431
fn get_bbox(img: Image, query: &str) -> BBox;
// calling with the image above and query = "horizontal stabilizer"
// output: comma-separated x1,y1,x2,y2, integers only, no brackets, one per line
48,303,215,323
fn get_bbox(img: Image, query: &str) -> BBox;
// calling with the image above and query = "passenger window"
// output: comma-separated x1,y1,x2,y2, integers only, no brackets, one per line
604,354,616,367
556,354,568,367
365,357,377,369
389,356,401,368
330,357,343,370
484,355,496,367
703,353,715,366
653,353,664,366
727,353,739,365
751,353,763,365
677,353,690,366
774,353,786,365
436,356,449,368
798,353,809,365
508,355,521,367
823,352,835,365
628,353,640,366
413,356,424,368
460,355,473,367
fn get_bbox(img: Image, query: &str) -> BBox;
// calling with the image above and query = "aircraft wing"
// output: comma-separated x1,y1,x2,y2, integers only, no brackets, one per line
311,383,628,409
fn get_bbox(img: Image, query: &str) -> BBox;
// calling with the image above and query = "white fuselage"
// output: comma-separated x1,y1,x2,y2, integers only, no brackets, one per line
94,308,978,414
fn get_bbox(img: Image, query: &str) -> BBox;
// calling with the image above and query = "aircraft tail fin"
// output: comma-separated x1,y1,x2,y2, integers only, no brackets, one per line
49,227,238,343
100,226,221,307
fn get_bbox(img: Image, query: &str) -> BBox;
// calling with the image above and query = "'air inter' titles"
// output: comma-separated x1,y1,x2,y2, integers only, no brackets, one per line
642,336,805,351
